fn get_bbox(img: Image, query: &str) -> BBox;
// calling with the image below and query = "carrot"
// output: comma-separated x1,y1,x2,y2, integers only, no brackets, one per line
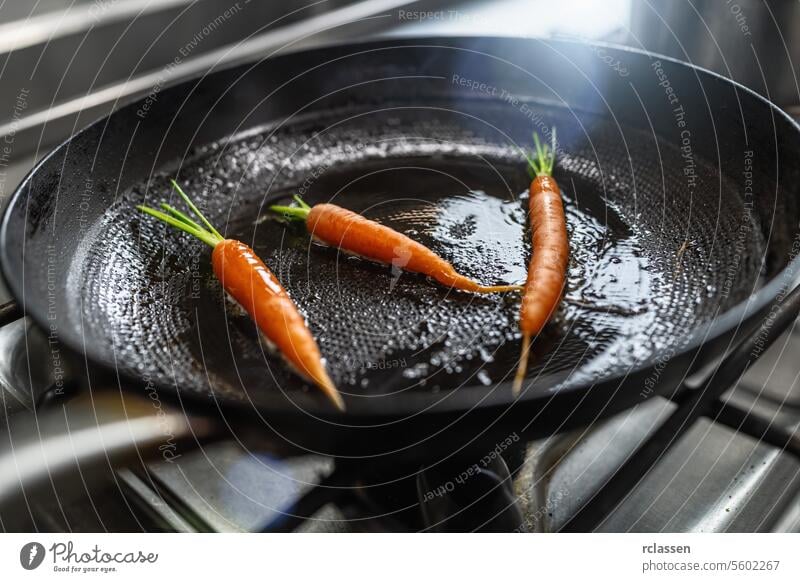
137,180,344,411
513,129,569,395
270,196,523,294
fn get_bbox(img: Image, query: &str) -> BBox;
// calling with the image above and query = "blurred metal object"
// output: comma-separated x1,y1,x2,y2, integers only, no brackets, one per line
0,317,55,425
0,0,361,117
0,0,192,53
0,0,425,158
0,391,220,516
629,0,800,106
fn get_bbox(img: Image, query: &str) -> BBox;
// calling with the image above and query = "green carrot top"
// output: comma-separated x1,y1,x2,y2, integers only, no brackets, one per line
270,194,312,222
525,128,557,178
136,180,224,248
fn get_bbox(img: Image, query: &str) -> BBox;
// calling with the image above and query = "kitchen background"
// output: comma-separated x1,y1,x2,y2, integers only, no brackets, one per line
0,0,798,532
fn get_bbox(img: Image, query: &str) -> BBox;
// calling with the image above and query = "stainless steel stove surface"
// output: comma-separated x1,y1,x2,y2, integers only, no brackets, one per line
1,0,799,532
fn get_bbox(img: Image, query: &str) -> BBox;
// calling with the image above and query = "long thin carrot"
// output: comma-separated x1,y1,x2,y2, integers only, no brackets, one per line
513,129,569,395
137,180,344,411
270,196,523,294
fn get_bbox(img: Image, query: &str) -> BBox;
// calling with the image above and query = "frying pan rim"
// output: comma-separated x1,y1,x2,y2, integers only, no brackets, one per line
1,36,799,419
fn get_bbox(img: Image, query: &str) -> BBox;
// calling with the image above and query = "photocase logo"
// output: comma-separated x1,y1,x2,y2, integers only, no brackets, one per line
20,542,45,570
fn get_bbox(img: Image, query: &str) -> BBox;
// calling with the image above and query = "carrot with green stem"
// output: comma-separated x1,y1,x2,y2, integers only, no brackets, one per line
270,196,523,294
513,129,569,395
137,180,344,411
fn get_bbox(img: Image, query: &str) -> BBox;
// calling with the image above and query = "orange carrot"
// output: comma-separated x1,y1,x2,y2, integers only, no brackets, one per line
270,198,523,294
137,181,344,410
513,130,569,395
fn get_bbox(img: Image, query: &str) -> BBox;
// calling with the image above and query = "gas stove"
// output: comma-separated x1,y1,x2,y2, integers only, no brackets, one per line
3,301,799,533
1,0,799,533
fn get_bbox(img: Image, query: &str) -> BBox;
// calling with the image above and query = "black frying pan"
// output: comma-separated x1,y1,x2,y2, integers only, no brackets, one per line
2,37,799,460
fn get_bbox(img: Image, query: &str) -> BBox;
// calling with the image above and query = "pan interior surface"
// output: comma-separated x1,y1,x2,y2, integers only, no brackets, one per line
67,101,765,411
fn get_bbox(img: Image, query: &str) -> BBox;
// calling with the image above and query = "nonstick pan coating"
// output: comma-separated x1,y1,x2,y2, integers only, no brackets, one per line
80,106,760,406
2,38,799,442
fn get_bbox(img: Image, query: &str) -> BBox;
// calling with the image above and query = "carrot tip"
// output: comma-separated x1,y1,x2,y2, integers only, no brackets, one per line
455,276,525,294
512,333,532,396
325,387,346,412
331,393,346,412
315,372,346,411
